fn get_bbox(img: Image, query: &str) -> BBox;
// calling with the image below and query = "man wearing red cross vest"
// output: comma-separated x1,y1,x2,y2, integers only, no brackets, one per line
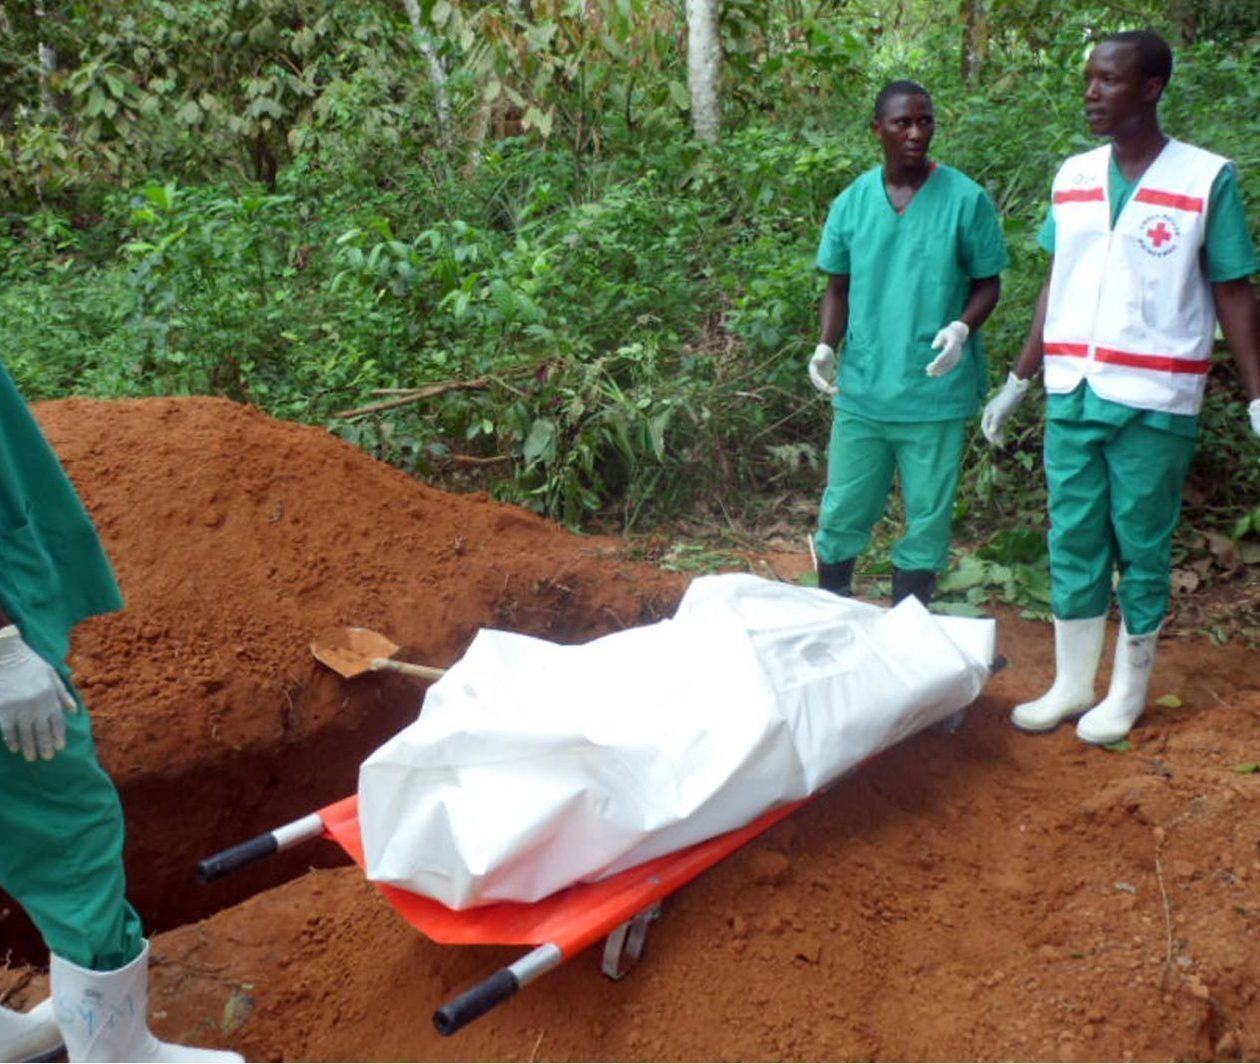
981,29,1260,745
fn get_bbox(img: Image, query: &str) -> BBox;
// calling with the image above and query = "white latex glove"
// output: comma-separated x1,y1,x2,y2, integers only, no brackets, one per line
0,625,76,761
925,320,970,377
808,343,839,396
1249,397,1260,438
981,371,1032,445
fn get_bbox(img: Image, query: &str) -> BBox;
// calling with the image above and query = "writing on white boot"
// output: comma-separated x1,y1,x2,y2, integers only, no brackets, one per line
50,942,242,1064
1011,615,1107,732
1077,621,1159,746
0,999,62,1064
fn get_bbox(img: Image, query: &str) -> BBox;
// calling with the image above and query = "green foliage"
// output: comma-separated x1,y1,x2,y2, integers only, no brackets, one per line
119,181,302,397
1,0,1258,546
936,531,1054,620
659,542,751,574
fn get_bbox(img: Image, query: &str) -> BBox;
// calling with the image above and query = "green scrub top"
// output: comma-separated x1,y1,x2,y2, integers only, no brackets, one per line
1039,156,1258,439
816,162,1010,422
0,361,123,669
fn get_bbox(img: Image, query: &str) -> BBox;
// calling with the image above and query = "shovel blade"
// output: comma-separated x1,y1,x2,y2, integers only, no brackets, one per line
311,626,400,679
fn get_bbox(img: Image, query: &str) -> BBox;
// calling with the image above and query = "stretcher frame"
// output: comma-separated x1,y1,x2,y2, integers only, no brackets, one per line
197,793,806,1033
198,661,1000,1035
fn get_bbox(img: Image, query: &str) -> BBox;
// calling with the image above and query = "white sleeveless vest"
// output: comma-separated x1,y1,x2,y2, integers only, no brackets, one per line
1042,138,1227,415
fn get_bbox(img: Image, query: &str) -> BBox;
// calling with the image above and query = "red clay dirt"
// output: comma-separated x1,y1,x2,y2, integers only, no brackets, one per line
2,397,1259,1062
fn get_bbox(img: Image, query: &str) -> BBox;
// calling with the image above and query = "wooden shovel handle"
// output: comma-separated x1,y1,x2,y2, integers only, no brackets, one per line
370,658,446,682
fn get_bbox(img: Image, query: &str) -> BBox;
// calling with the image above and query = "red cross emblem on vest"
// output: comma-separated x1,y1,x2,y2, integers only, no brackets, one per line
1138,213,1180,257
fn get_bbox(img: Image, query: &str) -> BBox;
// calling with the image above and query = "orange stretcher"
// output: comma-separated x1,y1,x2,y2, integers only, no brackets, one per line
197,657,1001,1034
198,792,807,1033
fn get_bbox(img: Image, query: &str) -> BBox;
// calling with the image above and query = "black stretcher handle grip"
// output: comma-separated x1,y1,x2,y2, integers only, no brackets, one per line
433,969,519,1035
197,833,278,883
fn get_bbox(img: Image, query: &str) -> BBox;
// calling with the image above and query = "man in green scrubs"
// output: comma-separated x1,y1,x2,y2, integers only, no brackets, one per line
810,80,1009,605
0,362,240,1062
982,30,1260,745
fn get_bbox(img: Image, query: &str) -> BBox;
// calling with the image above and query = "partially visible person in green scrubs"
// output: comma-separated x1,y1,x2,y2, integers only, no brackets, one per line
810,79,1009,606
0,362,241,1063
981,30,1260,746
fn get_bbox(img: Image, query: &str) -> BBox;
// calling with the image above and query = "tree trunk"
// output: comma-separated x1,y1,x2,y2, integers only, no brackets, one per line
686,0,721,144
465,89,496,175
400,0,450,134
34,3,60,119
960,0,986,85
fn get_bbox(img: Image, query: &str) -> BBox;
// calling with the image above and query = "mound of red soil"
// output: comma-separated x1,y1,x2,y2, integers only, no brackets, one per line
3,397,1259,1061
42,397,681,773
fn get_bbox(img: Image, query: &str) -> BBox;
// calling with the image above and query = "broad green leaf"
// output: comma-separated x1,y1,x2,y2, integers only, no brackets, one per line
525,23,557,52
1155,694,1182,709
979,527,1047,564
648,410,671,461
1234,762,1259,774
250,97,284,120
523,418,557,465
986,563,1013,585
143,183,175,210
523,106,553,138
936,553,989,592
490,278,517,318
515,290,543,324
84,90,109,118
668,80,690,111
930,601,988,618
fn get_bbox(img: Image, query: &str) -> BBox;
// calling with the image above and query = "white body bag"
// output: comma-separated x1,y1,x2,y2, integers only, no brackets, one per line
359,574,995,909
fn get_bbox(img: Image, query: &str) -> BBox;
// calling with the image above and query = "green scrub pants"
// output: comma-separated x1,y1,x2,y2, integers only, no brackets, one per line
1045,414,1196,636
0,684,145,971
816,411,968,572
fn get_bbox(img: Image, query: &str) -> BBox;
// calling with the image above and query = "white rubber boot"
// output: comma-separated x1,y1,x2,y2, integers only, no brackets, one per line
50,942,243,1063
1011,615,1107,732
1077,621,1159,746
0,999,63,1063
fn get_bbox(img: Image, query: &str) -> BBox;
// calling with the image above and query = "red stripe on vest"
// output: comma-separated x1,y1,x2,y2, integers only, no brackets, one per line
1095,347,1211,375
1134,188,1205,214
1053,188,1105,204
1044,342,1088,357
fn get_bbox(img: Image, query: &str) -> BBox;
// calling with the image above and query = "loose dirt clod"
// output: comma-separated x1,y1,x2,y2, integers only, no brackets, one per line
749,849,792,887
2,396,1258,1062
